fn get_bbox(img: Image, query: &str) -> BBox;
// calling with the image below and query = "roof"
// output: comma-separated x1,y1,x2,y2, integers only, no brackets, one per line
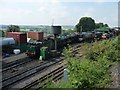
7,32,26,34
95,27,110,32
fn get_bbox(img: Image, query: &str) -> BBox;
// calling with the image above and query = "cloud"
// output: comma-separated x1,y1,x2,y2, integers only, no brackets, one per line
83,8,95,17
1,0,119,4
1,0,61,3
0,0,69,25
0,1,118,26
0,7,32,24
95,16,118,27
96,17,107,23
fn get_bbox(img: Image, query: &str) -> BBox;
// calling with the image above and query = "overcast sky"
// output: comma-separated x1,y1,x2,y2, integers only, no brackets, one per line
0,0,119,27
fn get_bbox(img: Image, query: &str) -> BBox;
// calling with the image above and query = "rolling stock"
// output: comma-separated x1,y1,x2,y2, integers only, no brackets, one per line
25,29,120,59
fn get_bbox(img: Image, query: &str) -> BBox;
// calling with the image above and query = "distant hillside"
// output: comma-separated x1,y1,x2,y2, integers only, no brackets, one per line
0,25,75,33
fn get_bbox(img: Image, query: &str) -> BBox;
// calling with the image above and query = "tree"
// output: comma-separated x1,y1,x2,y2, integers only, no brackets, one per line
7,25,20,32
75,17,95,32
95,23,109,29
95,23,104,28
104,24,109,27
0,30,4,37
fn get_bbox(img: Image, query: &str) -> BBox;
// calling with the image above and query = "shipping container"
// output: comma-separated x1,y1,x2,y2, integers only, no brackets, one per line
27,32,43,41
6,32,27,43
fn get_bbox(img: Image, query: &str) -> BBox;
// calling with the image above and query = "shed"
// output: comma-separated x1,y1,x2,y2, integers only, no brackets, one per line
6,32,27,43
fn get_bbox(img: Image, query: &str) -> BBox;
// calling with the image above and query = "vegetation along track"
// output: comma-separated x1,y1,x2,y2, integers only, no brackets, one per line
26,44,82,89
2,56,65,89
68,43,82,57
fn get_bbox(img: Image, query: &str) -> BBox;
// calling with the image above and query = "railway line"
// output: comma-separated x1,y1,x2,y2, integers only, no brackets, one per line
2,57,33,72
2,40,117,89
2,56,65,89
24,62,65,89
2,59,47,81
2,53,28,69
1,25,120,89
1,43,82,89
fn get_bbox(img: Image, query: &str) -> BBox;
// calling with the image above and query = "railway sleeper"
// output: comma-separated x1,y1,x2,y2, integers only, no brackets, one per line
2,57,29,69
2,61,49,82
22,65,65,89
2,58,33,72
40,70,64,88
30,67,64,89
2,61,56,88
6,61,65,89
2,57,62,82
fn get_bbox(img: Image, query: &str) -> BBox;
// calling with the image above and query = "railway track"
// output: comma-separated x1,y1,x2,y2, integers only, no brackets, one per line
25,63,65,89
2,60,48,82
2,57,33,72
2,56,65,89
2,53,28,69
16,44,81,89
2,43,81,89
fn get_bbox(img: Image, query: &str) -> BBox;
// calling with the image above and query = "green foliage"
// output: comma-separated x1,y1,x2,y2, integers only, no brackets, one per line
46,80,72,88
46,36,120,89
0,30,5,37
64,51,111,89
86,36,120,62
7,25,20,32
95,23,109,29
62,29,76,35
76,17,95,32
104,24,109,27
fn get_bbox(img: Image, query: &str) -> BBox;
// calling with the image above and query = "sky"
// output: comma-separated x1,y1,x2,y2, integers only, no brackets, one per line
0,0,119,27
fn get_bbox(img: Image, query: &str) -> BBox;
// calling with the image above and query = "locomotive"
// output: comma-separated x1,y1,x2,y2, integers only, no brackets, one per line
25,33,80,59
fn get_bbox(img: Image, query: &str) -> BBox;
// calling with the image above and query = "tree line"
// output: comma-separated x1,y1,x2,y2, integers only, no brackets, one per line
6,17,109,33
75,17,109,32
7,25,20,32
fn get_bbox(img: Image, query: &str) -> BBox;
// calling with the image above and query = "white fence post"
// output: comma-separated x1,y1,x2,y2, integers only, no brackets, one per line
63,69,68,83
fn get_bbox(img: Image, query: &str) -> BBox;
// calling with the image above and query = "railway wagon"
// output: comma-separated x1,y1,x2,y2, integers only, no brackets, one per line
25,30,118,59
80,32,95,43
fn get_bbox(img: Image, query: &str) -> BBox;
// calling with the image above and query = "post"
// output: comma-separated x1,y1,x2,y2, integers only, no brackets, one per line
54,34,57,50
63,69,68,83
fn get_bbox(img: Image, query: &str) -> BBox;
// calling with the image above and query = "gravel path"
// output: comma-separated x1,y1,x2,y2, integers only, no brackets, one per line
110,61,120,89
